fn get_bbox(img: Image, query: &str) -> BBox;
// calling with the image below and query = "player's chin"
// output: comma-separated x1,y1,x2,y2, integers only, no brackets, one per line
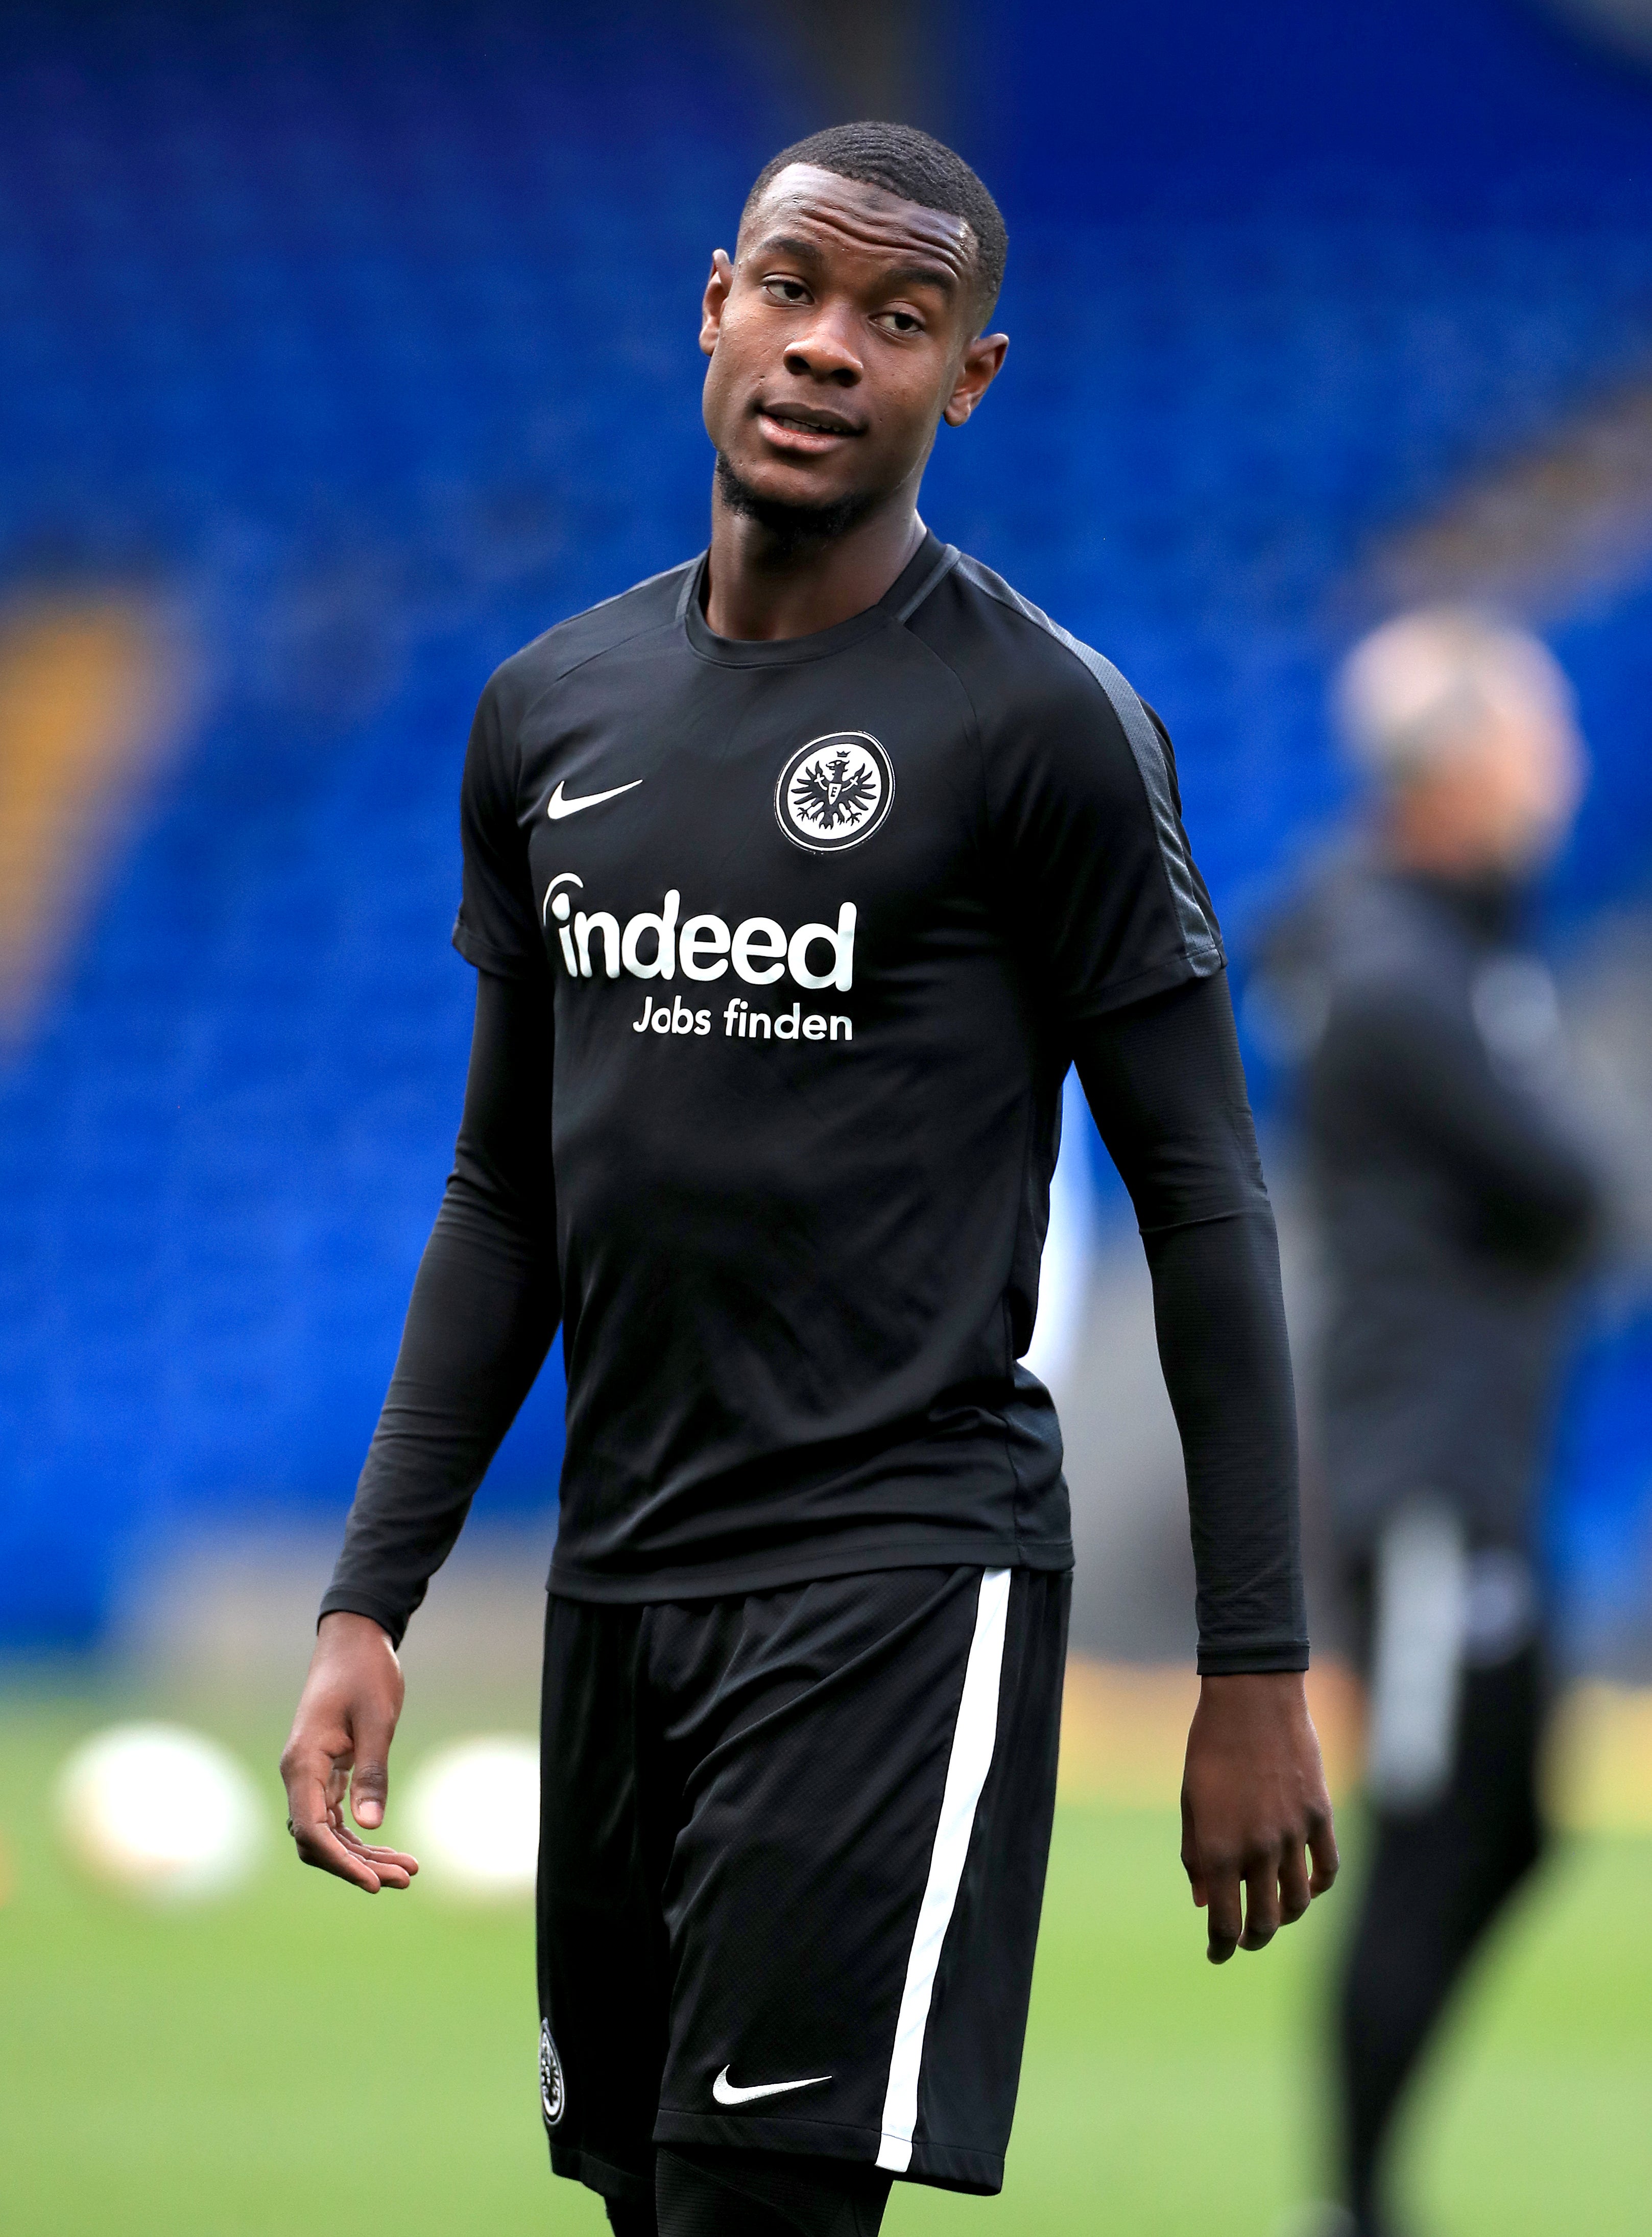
734,446,860,507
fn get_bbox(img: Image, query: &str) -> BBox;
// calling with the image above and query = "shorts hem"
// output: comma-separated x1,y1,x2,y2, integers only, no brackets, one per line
548,2139,653,2205
652,2112,1004,2195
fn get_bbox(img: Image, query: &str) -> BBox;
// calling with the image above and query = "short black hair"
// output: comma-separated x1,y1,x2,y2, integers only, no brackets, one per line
740,121,1007,329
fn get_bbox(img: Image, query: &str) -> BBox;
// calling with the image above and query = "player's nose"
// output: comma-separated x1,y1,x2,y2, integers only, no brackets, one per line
782,304,863,384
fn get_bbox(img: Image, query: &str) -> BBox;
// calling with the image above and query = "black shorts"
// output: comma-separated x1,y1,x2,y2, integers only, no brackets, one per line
535,1564,1069,2206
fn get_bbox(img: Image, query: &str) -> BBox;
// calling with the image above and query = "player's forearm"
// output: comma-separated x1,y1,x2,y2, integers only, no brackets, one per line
1142,1203,1307,1672
1073,971,1307,1674
322,969,560,1646
320,1169,561,1644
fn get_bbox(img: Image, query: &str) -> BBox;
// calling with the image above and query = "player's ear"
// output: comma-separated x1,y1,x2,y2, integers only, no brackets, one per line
943,330,1009,428
700,250,734,358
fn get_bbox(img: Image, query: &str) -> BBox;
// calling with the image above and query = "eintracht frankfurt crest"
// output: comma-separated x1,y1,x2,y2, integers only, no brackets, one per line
539,2018,566,2126
776,732,894,854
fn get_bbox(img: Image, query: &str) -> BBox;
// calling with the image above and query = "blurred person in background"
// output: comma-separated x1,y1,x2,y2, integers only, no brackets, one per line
1264,611,1601,2237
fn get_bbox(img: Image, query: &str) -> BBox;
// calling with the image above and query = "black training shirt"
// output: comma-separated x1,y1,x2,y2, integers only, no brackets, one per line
434,531,1224,1599
322,535,1307,1668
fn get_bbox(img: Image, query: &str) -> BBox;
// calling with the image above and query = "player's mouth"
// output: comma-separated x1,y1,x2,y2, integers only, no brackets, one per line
754,403,865,454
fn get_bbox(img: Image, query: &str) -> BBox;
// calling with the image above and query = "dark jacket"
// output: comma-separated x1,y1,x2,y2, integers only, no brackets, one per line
1264,864,1599,1558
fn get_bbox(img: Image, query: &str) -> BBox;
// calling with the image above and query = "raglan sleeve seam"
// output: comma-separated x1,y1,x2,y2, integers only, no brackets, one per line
1030,652,1227,1021
944,563,1224,983
1054,646,1225,977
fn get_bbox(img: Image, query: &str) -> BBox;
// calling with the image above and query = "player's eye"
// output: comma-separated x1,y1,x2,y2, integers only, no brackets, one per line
875,309,924,336
760,277,810,305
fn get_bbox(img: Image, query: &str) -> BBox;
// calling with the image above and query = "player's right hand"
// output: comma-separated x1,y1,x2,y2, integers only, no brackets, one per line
278,1609,420,1893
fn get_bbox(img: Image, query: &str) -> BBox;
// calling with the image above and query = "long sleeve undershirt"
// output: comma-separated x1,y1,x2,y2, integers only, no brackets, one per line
322,967,1307,1673
1071,974,1305,1672
320,968,561,1646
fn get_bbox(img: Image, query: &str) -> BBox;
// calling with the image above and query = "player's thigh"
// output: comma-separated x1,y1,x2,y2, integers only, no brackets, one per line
653,1565,1068,2194
538,1595,669,2202
917,1567,1069,2162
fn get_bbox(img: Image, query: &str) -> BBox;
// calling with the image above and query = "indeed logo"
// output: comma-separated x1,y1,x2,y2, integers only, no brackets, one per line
543,875,856,992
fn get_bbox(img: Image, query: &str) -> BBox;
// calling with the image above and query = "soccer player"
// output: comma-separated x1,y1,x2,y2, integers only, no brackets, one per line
1263,612,1597,2237
280,122,1337,2237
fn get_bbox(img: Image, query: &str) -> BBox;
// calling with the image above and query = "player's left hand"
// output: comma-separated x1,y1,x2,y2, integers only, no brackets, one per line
1179,1671,1338,1964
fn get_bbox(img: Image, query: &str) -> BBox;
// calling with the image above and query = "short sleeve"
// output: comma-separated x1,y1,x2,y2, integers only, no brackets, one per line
451,676,546,980
986,646,1224,1024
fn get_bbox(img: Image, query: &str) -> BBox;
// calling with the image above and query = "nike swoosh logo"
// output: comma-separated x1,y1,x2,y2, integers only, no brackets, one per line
546,777,642,821
712,2066,831,2106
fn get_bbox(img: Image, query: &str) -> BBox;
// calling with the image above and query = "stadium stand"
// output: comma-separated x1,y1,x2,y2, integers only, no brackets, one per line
2,0,1650,1651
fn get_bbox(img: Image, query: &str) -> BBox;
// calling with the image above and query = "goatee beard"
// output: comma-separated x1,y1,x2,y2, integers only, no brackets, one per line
714,453,876,554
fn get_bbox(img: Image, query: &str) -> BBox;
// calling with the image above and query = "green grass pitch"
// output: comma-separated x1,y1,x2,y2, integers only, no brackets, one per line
2,1691,1648,2235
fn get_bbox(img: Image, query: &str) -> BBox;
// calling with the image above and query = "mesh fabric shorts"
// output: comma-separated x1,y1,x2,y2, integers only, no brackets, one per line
535,1564,1069,2207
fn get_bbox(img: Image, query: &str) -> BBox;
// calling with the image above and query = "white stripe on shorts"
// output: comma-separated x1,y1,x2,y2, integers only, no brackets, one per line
875,1566,1011,2175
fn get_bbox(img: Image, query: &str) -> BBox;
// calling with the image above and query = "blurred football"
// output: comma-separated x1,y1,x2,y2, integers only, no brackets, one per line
56,1723,266,1900
406,1735,540,1900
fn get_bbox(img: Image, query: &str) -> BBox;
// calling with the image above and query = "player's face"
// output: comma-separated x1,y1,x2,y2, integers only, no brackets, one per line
700,165,1007,518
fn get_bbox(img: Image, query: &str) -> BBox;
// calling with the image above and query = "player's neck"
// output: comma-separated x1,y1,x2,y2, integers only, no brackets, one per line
702,487,927,643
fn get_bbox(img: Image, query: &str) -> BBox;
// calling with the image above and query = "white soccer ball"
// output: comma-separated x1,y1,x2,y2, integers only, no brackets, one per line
56,1722,266,1900
406,1735,540,1900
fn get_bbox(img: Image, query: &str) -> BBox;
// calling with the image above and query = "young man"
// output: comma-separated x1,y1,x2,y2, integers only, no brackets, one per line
281,123,1336,2237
